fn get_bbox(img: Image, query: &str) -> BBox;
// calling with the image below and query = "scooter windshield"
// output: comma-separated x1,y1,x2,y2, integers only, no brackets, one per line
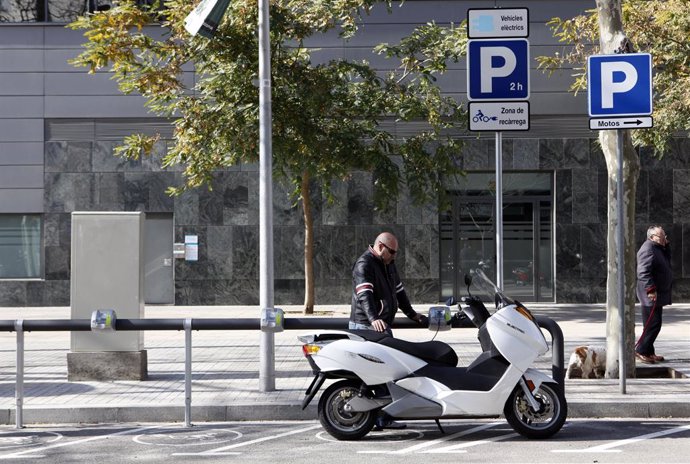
471,268,516,308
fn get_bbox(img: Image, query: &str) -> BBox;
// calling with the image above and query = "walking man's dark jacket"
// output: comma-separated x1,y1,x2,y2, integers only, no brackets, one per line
636,239,672,307
350,247,418,326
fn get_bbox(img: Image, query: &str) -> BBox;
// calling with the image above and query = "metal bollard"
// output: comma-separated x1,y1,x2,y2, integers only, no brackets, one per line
15,319,24,429
184,318,192,428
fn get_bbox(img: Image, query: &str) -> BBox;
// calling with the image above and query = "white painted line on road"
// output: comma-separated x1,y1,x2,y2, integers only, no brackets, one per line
0,425,160,460
359,421,504,454
422,431,518,453
134,428,242,447
316,429,423,443
553,423,690,453
173,424,321,456
0,432,62,450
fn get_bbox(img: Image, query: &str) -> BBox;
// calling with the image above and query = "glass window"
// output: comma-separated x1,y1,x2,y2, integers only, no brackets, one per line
0,0,42,22
0,215,42,279
0,1,160,23
47,0,87,22
440,172,554,302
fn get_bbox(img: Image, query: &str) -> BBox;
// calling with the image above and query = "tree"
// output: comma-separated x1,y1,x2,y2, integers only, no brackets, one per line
537,0,690,377
69,0,467,313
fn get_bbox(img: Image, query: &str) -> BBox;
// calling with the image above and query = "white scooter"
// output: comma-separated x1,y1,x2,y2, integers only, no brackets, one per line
298,269,567,440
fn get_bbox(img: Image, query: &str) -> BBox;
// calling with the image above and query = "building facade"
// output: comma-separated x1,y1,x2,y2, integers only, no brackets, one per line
1,0,688,307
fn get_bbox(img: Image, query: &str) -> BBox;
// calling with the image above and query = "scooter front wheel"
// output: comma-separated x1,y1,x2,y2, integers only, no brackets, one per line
318,379,376,441
504,382,567,439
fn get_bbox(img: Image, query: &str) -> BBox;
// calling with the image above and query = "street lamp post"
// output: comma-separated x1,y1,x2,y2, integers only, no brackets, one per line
257,0,276,393
185,0,276,392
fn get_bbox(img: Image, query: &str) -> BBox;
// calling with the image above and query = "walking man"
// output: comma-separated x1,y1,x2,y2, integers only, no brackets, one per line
635,225,672,364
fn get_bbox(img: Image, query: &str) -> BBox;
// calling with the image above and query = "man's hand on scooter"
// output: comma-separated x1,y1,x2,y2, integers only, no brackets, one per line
371,319,388,332
414,314,429,326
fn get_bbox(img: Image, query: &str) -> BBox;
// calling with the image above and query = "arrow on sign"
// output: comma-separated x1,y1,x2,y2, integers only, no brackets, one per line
589,116,653,130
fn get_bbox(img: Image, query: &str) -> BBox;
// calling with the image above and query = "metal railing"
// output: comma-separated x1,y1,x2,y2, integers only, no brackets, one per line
0,316,564,429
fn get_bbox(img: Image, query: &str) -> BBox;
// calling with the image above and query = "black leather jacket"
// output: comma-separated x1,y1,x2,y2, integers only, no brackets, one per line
636,239,672,307
350,247,418,326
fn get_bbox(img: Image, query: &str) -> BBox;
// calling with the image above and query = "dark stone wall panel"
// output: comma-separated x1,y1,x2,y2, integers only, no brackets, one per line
513,139,539,170
555,169,572,225
45,173,95,212
555,224,581,280
14,132,686,307
539,139,564,169
347,172,374,225
580,224,606,279
275,226,305,280
44,245,70,280
0,282,27,306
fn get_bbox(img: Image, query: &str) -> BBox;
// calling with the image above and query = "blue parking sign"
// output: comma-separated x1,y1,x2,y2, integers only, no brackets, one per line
588,53,653,117
467,39,530,100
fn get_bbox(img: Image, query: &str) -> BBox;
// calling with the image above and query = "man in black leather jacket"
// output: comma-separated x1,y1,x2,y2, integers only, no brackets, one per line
635,225,672,364
349,232,427,334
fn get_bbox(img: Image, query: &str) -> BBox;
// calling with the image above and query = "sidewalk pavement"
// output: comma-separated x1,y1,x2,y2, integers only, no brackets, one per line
0,303,688,426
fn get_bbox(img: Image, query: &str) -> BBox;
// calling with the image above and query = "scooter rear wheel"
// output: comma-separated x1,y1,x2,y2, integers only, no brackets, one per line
504,381,567,439
318,379,376,441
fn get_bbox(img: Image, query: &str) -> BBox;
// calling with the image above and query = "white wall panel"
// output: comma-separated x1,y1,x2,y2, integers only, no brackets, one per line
0,119,43,143
45,96,152,118
0,73,43,95
0,97,44,118
0,50,44,72
0,165,44,188
0,143,44,164
0,25,44,48
0,188,43,213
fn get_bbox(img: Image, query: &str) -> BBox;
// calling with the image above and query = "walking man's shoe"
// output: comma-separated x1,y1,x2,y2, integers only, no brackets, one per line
635,352,656,364
651,354,665,362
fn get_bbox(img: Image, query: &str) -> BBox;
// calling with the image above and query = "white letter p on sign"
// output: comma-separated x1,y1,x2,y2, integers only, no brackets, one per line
480,47,517,94
600,62,638,109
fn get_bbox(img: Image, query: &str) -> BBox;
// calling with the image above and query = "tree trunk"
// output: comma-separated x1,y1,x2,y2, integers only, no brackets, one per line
596,0,640,379
302,171,315,315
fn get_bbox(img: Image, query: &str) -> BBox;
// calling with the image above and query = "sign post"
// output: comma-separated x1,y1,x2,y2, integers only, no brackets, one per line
467,9,530,289
588,53,653,393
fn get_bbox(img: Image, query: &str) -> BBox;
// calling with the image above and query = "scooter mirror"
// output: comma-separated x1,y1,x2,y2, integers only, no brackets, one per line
464,274,473,287
427,306,451,332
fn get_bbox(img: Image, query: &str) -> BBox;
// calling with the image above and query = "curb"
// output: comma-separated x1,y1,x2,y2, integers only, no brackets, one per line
3,401,690,426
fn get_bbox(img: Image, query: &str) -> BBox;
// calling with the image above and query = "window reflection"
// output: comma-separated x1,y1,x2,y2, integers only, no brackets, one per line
0,0,42,22
0,215,42,279
0,0,160,23
48,0,87,22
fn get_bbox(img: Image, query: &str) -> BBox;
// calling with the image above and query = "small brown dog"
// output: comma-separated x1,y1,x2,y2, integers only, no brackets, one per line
566,345,606,379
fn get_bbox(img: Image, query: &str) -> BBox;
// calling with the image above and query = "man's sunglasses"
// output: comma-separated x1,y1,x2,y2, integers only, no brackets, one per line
380,242,397,255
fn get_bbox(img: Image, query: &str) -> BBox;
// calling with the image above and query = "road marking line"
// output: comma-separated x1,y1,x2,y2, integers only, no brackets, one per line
0,425,160,460
172,424,321,456
422,431,518,453
553,423,690,453
358,421,504,454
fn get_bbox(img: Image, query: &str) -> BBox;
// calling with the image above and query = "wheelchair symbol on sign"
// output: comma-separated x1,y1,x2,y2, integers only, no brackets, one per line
472,110,498,123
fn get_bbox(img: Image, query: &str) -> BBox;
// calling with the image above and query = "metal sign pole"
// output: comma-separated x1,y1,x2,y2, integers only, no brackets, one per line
258,0,275,393
495,131,503,289
617,129,626,393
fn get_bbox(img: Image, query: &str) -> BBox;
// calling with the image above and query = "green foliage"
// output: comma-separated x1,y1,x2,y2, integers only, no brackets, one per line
536,0,690,155
69,0,466,208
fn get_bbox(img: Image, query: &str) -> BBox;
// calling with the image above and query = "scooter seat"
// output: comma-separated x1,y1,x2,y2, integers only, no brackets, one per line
348,330,458,367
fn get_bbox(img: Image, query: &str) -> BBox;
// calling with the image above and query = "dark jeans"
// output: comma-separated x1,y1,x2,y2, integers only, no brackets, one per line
636,303,664,356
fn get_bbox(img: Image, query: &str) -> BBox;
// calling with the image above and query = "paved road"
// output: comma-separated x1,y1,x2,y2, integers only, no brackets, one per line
1,419,689,463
